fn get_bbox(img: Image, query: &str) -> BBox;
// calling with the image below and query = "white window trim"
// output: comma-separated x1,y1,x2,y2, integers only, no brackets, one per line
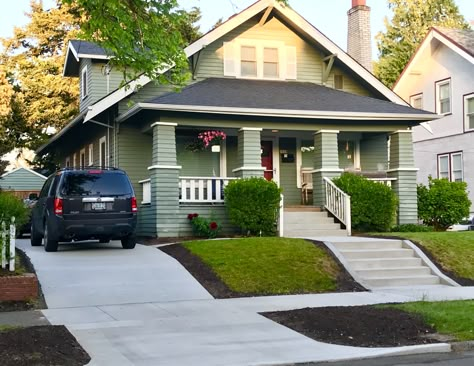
435,79,451,115
464,94,474,132
81,65,88,100
80,148,86,168
65,157,71,168
99,136,107,167
410,93,423,109
438,152,463,182
88,143,94,166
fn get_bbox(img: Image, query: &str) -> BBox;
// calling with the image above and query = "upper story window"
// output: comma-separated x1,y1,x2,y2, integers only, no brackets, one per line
334,75,344,90
224,39,296,80
81,66,88,100
464,94,474,132
438,152,463,182
410,93,423,110
435,79,451,115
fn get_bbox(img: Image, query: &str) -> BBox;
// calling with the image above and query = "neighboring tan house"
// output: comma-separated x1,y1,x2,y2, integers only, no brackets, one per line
0,167,47,199
394,27,474,215
37,0,438,237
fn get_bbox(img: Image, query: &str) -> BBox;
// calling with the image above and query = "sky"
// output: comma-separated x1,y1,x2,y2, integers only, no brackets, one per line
1,0,472,59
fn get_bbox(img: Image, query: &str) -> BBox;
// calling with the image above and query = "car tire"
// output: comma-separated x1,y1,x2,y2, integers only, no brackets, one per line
30,223,42,246
99,238,110,244
43,222,58,252
121,235,136,249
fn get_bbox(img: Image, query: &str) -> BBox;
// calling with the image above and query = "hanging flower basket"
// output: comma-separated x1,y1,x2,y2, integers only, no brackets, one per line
185,130,226,152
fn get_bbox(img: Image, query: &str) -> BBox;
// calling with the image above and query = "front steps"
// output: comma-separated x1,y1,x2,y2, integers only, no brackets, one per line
329,239,452,288
283,207,347,237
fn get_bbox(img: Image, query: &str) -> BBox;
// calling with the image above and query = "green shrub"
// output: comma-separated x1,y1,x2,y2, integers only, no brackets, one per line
332,173,398,232
187,213,221,239
391,224,434,232
417,177,471,231
0,192,29,229
224,177,282,236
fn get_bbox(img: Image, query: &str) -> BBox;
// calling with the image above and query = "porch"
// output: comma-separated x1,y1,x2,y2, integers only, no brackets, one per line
134,122,417,238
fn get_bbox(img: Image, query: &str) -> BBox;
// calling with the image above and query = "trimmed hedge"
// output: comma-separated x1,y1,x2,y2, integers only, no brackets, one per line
391,224,434,232
417,177,471,231
224,177,282,236
332,173,398,232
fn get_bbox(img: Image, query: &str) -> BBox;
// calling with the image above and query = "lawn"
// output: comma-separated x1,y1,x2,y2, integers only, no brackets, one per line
385,300,474,341
376,232,474,280
183,238,340,295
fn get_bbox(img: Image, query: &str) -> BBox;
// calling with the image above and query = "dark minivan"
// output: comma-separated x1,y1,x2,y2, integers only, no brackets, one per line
31,168,138,252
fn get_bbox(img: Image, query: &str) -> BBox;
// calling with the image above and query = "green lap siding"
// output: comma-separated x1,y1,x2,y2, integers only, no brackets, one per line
360,134,388,172
177,205,238,236
177,136,217,176
0,169,46,191
226,136,239,176
279,138,300,205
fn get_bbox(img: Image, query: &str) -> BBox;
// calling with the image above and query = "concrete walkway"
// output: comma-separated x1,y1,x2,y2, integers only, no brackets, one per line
15,239,474,366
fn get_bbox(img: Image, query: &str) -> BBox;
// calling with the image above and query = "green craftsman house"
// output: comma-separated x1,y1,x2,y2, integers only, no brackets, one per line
37,0,438,237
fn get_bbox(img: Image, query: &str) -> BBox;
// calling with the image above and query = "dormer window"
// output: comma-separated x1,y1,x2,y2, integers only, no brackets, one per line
224,39,296,80
81,66,88,99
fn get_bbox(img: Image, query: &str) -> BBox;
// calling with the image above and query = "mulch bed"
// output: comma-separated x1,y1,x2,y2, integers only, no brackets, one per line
0,325,90,366
262,305,440,347
363,234,474,286
159,240,366,299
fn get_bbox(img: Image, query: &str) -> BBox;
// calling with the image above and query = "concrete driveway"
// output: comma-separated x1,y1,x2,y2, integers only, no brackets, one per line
16,240,213,308
17,239,462,366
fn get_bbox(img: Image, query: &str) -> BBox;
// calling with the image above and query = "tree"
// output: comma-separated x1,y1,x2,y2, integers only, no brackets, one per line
375,0,469,87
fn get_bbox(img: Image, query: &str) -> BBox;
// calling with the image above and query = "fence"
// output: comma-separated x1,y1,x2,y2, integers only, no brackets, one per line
0,217,16,272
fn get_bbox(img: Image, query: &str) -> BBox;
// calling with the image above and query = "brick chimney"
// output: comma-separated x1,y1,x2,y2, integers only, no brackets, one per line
347,0,372,72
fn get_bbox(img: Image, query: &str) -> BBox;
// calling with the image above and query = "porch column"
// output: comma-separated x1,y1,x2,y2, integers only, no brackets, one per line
232,127,265,178
312,130,343,207
387,130,418,225
148,122,182,237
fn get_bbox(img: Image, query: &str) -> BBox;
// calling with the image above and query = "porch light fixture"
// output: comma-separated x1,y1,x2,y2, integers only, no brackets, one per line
272,129,279,133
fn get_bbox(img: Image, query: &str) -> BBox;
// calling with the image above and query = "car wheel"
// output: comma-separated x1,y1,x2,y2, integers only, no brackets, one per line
30,223,42,246
99,238,110,244
43,223,58,252
121,235,136,249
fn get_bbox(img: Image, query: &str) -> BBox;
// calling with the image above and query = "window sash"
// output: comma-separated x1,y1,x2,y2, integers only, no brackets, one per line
451,153,463,182
263,47,279,78
436,81,450,114
410,95,423,109
466,96,474,130
438,155,449,179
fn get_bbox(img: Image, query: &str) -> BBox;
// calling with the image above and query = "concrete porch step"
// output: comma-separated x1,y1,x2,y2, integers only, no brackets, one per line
284,206,322,212
285,217,335,225
285,223,342,231
285,229,347,237
347,257,423,269
340,248,414,259
357,266,432,278
331,240,403,250
363,275,441,287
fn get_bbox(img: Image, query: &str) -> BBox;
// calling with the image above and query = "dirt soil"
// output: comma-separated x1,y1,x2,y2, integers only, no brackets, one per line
160,240,366,299
0,325,90,366
364,234,474,286
262,305,440,347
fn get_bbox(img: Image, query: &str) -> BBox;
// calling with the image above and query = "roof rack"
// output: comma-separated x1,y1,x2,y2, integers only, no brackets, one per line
60,166,120,171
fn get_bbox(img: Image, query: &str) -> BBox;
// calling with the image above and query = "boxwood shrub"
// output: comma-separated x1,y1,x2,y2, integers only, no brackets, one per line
224,177,282,236
332,173,398,232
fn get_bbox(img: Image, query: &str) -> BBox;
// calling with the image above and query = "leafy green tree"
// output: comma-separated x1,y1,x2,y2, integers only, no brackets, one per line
376,0,469,87
417,177,471,231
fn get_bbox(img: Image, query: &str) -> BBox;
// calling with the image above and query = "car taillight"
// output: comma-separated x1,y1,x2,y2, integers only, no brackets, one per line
54,198,63,215
131,197,138,213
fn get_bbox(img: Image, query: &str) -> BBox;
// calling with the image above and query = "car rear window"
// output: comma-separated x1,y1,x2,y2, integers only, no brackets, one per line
61,172,132,197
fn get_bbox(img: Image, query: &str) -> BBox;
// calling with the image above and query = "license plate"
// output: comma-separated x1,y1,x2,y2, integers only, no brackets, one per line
91,202,106,210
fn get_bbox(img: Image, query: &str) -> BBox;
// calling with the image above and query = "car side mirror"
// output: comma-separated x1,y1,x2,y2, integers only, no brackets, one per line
28,193,38,201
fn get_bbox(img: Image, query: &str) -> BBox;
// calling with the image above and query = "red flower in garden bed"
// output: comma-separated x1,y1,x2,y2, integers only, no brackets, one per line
209,221,218,231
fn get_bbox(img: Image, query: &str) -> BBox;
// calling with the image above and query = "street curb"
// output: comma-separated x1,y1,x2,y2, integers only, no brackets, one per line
451,341,474,352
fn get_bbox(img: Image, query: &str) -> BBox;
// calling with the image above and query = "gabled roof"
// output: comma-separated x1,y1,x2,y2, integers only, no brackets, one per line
82,0,409,124
393,27,474,90
1,167,47,180
118,78,438,123
63,40,110,77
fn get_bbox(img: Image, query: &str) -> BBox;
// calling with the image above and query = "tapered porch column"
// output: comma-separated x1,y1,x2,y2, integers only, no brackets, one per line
387,130,418,225
148,122,182,237
312,130,343,207
232,127,265,178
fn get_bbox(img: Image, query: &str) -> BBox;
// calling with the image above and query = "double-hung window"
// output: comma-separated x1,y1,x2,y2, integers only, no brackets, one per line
464,94,474,132
81,66,88,100
435,79,451,114
240,46,257,77
438,152,463,182
410,93,423,110
263,47,279,78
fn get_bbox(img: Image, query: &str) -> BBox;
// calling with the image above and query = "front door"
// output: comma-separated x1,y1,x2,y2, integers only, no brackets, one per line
261,141,273,181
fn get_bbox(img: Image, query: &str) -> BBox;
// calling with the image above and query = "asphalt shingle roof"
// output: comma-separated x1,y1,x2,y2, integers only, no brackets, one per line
149,78,432,115
435,27,474,58
70,40,108,57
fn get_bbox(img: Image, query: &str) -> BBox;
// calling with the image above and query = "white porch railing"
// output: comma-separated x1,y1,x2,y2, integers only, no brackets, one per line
278,194,284,237
139,179,151,204
1,217,16,272
323,177,351,236
179,177,238,203
367,177,397,187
